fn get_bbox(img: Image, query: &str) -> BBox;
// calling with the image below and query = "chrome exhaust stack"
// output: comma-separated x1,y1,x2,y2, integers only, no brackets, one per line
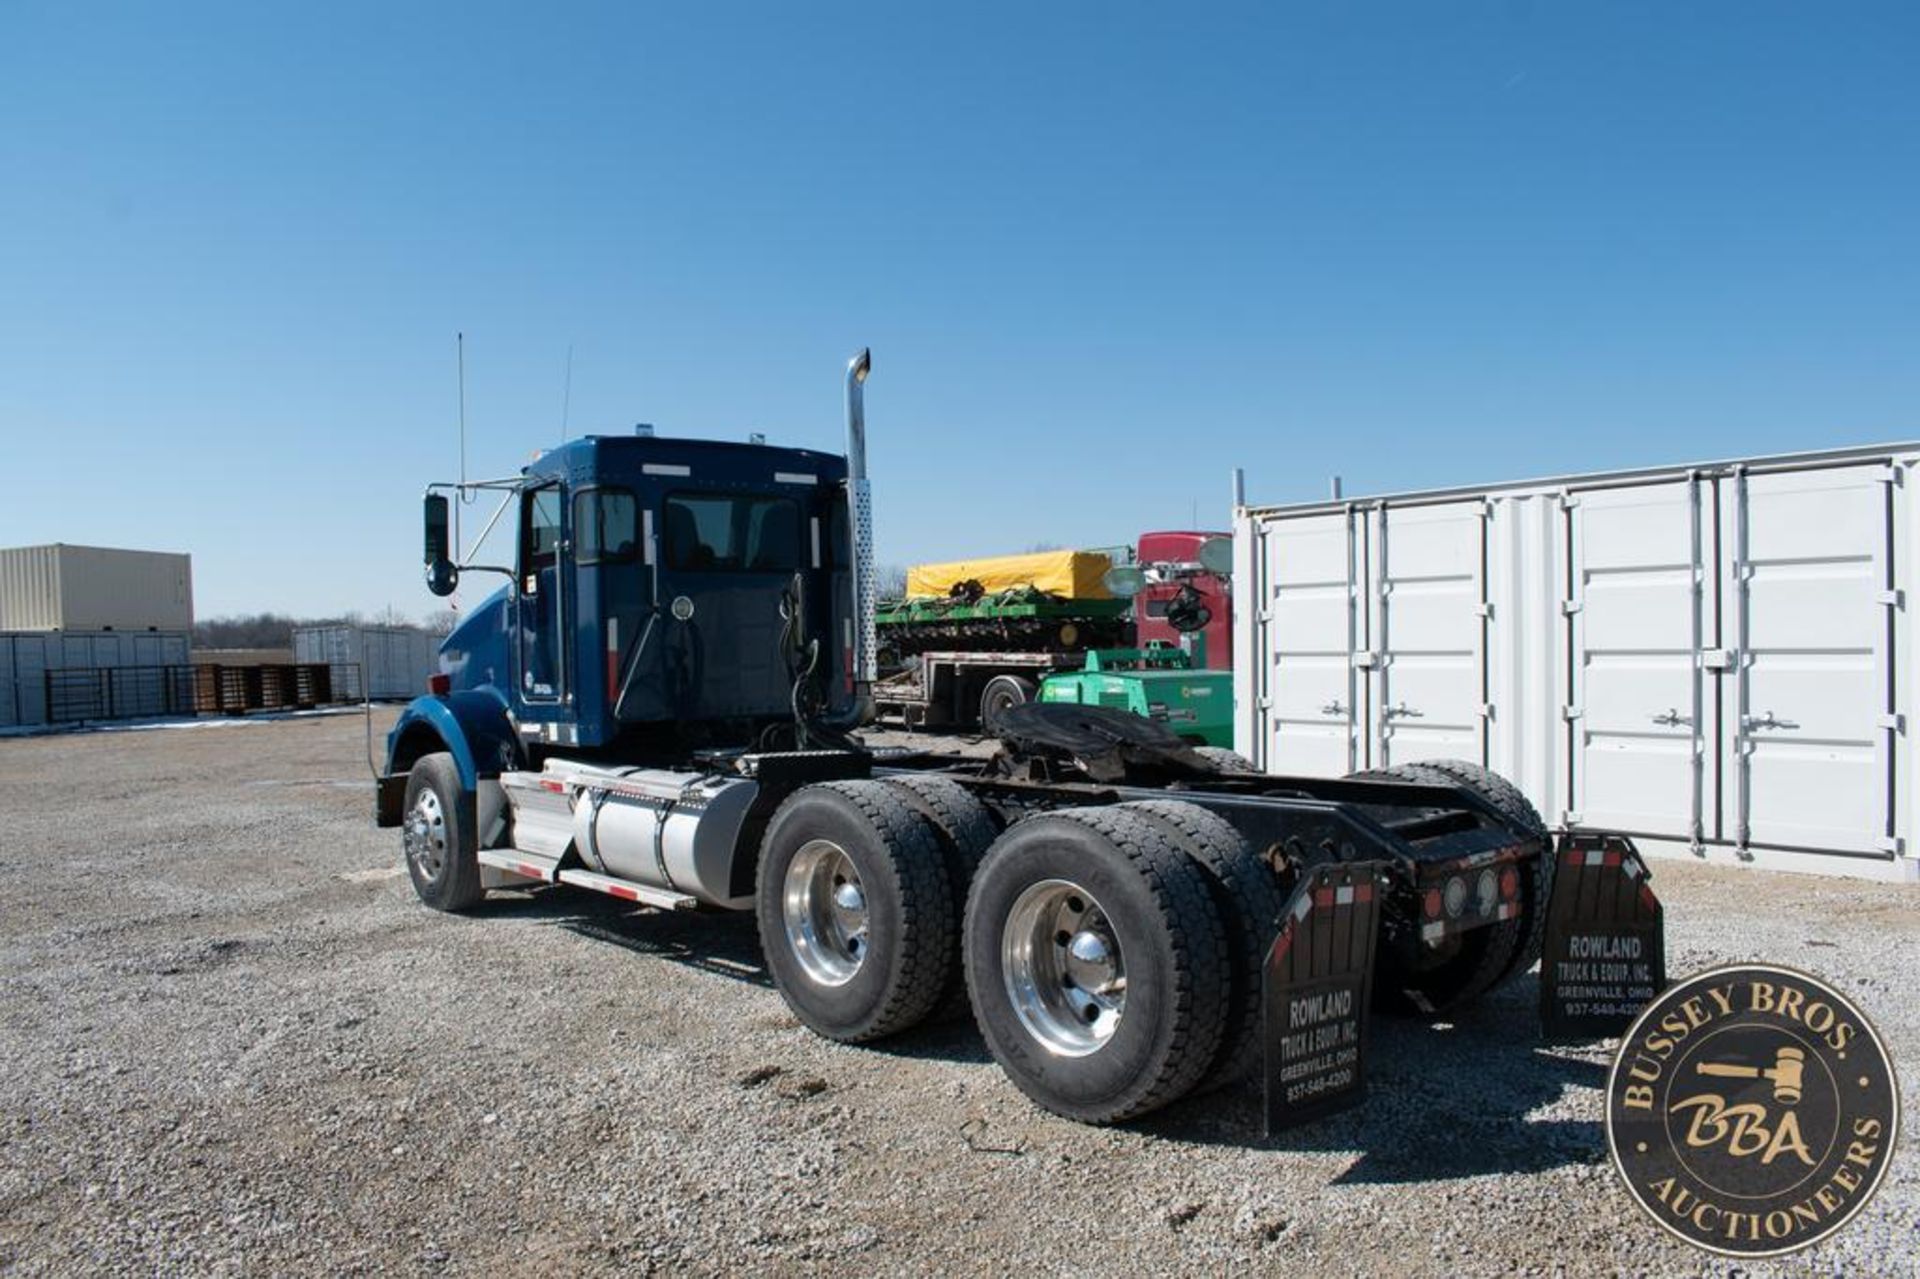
844,347,877,724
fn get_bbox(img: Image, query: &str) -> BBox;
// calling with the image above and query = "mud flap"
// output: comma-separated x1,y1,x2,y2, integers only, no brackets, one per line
1539,833,1666,1039
1263,860,1390,1134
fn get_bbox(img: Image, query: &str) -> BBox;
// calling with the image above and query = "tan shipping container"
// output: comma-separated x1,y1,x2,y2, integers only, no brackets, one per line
0,544,194,632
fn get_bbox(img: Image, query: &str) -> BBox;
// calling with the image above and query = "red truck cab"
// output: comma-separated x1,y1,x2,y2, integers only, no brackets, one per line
1132,530,1232,670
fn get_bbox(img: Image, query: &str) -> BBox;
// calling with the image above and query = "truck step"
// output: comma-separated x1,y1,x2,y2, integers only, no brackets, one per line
477,848,561,882
556,868,699,911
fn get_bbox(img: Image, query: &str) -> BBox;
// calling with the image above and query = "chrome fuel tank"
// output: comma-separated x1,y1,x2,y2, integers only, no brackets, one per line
557,764,759,909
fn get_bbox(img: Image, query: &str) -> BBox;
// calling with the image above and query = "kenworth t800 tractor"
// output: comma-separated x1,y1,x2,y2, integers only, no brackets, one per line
377,350,1659,1126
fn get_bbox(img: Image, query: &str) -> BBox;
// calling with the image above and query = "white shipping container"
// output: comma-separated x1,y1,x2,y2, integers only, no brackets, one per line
1234,443,1920,883
293,625,442,700
0,544,194,632
0,629,191,727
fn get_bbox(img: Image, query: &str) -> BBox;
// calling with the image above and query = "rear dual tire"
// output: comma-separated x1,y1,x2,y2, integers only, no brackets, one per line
756,780,957,1042
962,807,1236,1124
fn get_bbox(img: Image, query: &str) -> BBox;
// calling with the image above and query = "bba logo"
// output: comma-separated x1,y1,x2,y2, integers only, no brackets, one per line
1606,965,1900,1257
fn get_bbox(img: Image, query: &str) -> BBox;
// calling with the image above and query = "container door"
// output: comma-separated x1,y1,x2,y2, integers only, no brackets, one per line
1724,465,1896,855
0,636,15,727
16,636,48,724
1369,501,1488,769
1255,511,1362,776
1567,478,1711,841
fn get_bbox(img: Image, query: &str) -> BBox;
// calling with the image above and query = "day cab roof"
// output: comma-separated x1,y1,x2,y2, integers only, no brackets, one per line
523,434,849,492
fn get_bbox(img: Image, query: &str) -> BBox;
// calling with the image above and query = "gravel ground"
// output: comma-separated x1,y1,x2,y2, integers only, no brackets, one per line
1,711,1915,1276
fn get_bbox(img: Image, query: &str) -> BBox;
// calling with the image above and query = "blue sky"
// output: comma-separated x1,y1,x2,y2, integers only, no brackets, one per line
2,2,1915,620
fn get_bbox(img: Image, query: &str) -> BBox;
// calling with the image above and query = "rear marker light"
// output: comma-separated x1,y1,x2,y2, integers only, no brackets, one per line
1423,888,1443,919
428,673,451,696
1499,867,1520,900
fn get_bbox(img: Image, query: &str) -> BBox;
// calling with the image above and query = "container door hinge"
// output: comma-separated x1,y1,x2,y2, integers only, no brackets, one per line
1474,602,1495,619
1701,649,1736,671
1561,810,1583,827
1562,706,1585,721
1352,652,1380,669
1878,589,1904,609
1879,713,1904,732
1560,600,1583,616
1878,835,1904,855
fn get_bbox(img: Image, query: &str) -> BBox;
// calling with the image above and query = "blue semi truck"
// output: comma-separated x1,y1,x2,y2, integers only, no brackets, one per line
375,350,1646,1125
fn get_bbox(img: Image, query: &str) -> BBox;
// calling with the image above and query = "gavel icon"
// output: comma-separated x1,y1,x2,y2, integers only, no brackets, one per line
1696,1045,1806,1105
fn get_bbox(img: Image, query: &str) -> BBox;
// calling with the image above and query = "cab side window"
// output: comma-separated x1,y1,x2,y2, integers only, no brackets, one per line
522,486,563,585
574,489,637,564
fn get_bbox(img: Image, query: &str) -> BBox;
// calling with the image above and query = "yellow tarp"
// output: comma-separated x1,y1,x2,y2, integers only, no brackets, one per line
905,549,1114,600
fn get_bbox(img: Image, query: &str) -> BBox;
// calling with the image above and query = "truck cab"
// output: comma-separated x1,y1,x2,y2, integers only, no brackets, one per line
379,352,877,829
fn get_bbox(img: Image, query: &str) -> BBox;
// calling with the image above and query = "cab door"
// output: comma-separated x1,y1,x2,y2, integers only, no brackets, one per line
516,483,568,705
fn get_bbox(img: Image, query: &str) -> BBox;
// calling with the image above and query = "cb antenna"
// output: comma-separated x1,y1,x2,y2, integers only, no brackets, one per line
456,332,470,500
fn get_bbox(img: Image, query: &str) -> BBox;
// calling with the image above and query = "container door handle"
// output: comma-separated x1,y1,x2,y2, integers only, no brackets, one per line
1748,710,1799,731
1384,701,1423,720
1650,708,1692,727
1320,700,1347,716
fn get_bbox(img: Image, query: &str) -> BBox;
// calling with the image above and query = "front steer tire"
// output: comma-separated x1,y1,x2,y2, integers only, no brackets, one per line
963,807,1231,1124
401,753,485,913
756,781,955,1043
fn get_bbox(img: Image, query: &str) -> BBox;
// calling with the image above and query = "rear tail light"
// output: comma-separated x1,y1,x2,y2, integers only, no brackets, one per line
1442,875,1468,918
1500,866,1520,900
428,673,451,696
1475,869,1498,913
1423,888,1443,919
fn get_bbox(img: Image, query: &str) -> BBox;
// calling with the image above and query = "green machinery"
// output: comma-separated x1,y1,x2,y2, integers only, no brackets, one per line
1038,644,1233,747
873,587,1132,663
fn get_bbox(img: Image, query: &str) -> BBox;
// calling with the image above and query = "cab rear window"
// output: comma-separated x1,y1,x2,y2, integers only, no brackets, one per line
663,494,802,572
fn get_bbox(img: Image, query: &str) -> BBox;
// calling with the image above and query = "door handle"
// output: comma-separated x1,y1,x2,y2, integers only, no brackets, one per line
1748,710,1800,731
1650,708,1692,727
1320,700,1348,716
1384,701,1423,720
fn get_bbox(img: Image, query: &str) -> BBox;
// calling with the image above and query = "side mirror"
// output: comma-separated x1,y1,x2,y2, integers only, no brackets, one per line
1103,565,1148,598
424,493,458,597
1198,536,1233,576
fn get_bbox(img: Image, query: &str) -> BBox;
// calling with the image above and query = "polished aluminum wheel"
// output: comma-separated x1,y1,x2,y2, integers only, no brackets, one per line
782,839,869,986
404,788,448,881
1001,878,1126,1057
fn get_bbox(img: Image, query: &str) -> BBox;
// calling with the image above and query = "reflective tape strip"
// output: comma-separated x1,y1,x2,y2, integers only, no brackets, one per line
1582,848,1606,866
539,779,566,794
1292,895,1313,922
1422,921,1447,942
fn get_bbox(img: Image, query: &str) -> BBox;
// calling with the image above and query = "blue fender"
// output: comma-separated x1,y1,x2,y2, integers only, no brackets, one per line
377,691,521,825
